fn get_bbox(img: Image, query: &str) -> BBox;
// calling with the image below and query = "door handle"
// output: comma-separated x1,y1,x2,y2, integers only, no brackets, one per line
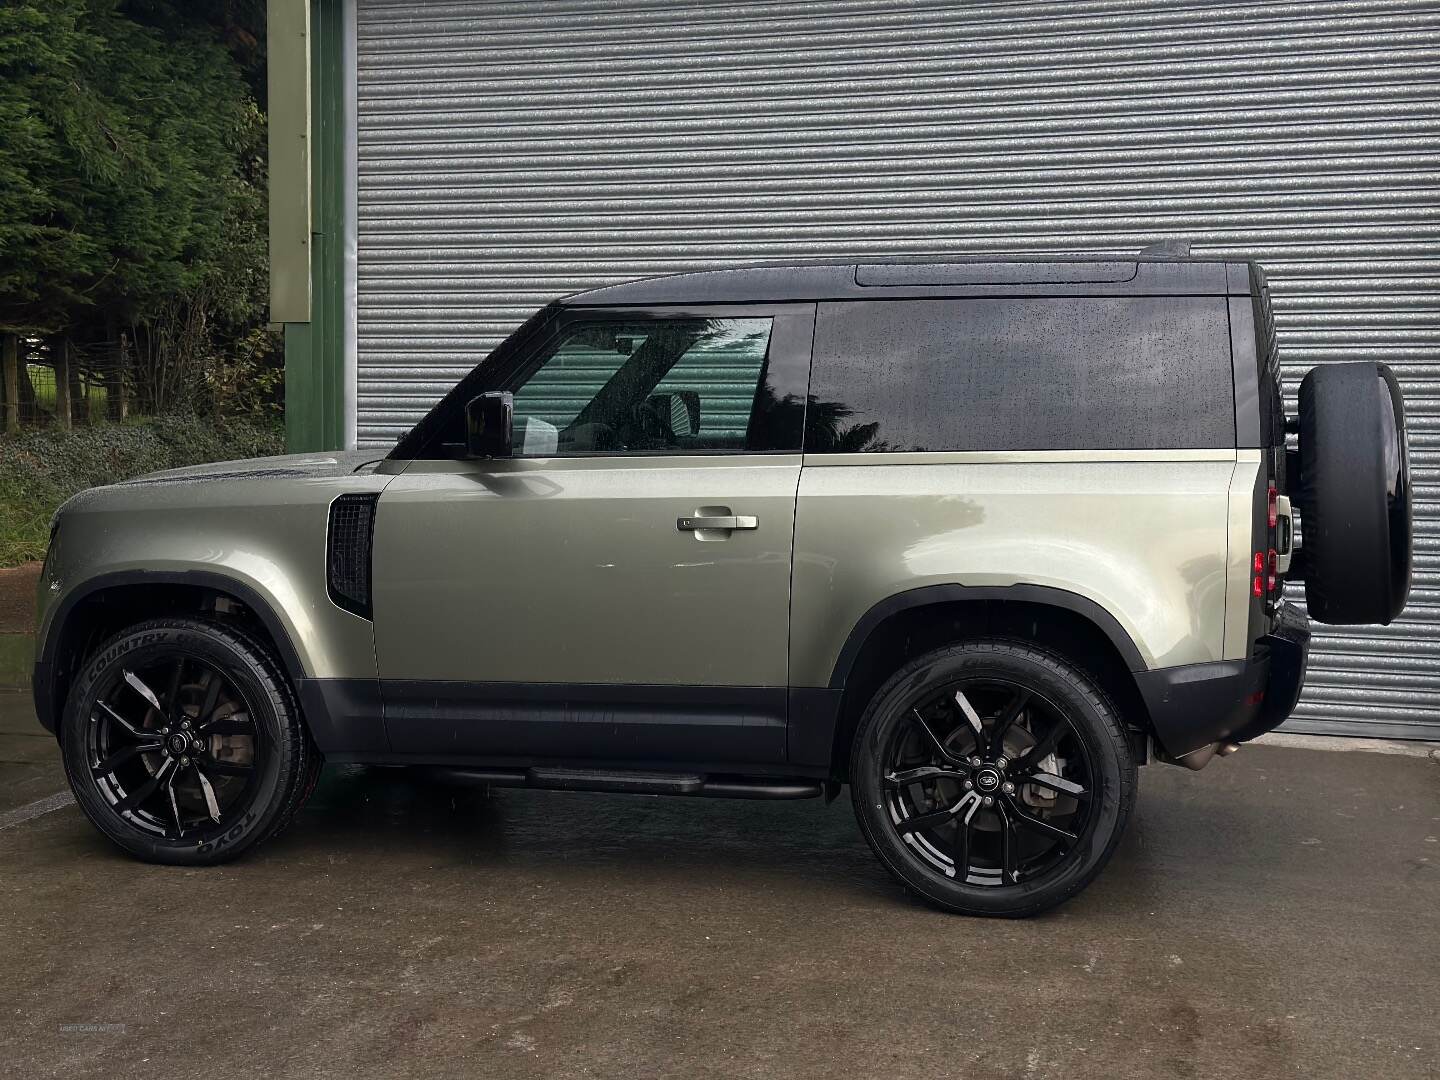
677,515,758,531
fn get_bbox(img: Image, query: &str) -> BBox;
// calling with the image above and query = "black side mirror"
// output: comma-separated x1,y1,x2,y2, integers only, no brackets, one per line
465,391,513,458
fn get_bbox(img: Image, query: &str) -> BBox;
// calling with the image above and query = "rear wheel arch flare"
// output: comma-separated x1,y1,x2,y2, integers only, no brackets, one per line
825,587,1151,777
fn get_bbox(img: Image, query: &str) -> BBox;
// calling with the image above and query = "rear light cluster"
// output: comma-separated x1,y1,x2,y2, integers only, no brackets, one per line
1254,484,1281,603
1252,549,1279,598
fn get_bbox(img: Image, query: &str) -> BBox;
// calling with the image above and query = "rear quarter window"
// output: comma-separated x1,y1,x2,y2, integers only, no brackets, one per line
807,297,1235,452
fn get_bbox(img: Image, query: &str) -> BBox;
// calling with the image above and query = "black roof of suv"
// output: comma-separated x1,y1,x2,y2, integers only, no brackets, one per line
563,257,1256,307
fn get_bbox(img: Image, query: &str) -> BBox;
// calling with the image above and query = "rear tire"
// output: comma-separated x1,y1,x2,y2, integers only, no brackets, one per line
60,617,320,865
851,640,1135,918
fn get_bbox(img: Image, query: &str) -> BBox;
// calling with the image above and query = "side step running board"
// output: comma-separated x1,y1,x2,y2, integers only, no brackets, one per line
427,766,824,801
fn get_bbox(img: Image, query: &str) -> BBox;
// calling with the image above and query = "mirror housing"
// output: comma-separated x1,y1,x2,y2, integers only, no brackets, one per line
465,391,514,458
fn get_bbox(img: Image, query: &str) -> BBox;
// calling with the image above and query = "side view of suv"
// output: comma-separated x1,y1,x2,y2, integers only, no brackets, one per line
34,256,1411,917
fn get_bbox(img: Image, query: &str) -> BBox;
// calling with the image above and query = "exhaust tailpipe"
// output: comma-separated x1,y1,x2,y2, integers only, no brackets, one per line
1169,741,1241,771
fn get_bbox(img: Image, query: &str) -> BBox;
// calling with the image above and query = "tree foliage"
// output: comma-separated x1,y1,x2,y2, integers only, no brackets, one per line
0,0,277,418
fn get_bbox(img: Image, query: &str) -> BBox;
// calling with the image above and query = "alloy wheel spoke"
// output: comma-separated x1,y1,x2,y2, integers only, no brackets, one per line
1003,796,1078,843
950,793,985,880
885,765,965,788
195,715,250,737
897,806,959,834
995,800,1020,885
166,768,185,838
113,758,175,818
95,701,163,744
194,766,223,824
952,690,986,750
906,708,969,768
164,658,186,724
92,743,150,778
1013,717,1068,774
197,670,223,726
952,812,971,880
1026,771,1089,802
989,689,1031,756
122,670,165,719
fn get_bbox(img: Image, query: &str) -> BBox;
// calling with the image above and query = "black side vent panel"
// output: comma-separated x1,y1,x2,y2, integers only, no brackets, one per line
327,494,378,619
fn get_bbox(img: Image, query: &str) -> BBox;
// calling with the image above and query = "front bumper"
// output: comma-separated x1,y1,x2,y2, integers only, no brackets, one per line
1135,603,1311,758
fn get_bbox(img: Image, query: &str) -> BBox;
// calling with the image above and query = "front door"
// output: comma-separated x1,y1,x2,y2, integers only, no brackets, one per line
371,304,813,767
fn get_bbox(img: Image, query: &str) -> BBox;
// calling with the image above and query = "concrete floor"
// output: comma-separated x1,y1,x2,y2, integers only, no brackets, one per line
1,690,1436,1080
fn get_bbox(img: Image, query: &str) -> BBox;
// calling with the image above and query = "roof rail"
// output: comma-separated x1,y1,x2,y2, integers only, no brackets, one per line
1139,240,1192,257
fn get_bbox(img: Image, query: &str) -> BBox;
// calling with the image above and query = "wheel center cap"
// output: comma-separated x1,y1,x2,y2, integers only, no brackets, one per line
166,733,190,756
975,768,1002,792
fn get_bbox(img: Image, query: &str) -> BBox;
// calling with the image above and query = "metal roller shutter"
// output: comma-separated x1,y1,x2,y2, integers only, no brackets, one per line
355,0,1440,740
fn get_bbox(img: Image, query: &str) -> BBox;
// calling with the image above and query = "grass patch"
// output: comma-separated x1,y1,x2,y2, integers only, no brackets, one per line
24,365,110,417
0,416,285,567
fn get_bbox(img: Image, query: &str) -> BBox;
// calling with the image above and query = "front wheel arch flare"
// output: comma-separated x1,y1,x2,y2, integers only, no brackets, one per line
37,571,309,735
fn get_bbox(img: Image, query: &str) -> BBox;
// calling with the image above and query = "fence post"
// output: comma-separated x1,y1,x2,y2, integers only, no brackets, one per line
106,319,129,421
67,345,83,426
54,338,73,431
2,333,18,435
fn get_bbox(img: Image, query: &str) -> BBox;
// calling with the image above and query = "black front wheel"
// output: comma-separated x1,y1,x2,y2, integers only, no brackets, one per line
60,618,320,864
851,641,1135,917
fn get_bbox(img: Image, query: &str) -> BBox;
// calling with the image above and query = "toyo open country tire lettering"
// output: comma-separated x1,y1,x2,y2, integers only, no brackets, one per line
1296,361,1412,625
59,618,321,865
850,640,1135,918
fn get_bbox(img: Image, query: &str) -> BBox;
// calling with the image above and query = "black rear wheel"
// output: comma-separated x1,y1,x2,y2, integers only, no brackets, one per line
851,640,1134,917
61,618,320,864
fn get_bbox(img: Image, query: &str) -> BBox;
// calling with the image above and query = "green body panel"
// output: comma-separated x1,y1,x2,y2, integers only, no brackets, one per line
788,450,1243,685
372,455,802,686
40,448,1248,695
36,453,390,681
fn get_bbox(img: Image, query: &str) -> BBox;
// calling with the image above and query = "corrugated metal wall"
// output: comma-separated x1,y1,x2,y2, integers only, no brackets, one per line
354,0,1440,740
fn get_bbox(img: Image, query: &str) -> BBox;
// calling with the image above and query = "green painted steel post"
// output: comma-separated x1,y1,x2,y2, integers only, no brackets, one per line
271,0,347,452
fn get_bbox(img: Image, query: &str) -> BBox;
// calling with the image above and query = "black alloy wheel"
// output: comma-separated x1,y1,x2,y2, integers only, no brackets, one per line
852,641,1135,917
883,677,1095,888
86,654,263,840
61,618,320,864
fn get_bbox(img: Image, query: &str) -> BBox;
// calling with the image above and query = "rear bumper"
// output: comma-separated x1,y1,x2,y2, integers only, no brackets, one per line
1136,603,1311,757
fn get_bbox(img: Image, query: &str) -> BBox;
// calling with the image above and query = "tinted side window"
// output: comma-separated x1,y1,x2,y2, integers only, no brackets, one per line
807,298,1234,452
510,316,795,455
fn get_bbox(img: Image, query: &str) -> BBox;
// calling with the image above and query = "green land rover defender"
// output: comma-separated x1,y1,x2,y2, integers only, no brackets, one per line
34,257,1411,916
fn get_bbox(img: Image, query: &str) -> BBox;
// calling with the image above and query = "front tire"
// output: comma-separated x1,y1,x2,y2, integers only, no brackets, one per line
60,617,320,865
851,640,1135,917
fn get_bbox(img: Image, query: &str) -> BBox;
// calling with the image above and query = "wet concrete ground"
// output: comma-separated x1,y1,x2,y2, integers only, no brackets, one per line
1,689,1437,1080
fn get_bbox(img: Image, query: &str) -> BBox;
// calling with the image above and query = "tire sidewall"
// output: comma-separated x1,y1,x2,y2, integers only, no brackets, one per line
61,620,293,865
851,643,1133,917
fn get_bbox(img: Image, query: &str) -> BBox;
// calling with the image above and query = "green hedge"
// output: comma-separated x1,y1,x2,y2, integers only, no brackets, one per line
0,417,285,567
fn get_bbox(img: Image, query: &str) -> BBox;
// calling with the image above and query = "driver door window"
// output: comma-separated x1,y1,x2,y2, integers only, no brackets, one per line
510,316,776,455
